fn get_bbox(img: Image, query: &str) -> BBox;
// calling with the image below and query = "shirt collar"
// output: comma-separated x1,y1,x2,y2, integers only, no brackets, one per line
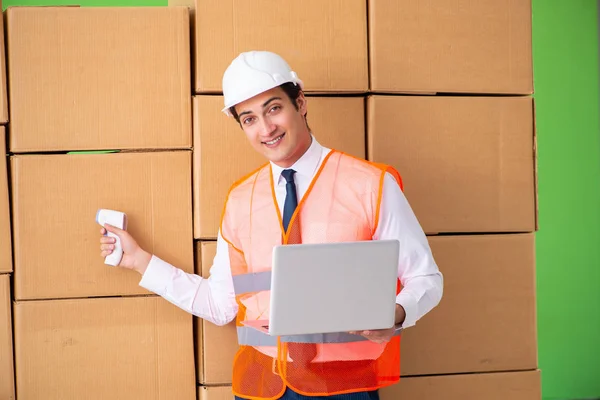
271,134,324,185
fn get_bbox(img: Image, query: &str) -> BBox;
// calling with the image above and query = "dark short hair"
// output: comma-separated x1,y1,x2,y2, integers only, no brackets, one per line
229,82,308,126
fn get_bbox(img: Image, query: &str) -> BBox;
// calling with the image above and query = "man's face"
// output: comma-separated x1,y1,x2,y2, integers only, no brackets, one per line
233,86,311,168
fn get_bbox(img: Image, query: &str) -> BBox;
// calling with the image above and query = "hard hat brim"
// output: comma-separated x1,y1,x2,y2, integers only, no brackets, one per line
222,78,304,116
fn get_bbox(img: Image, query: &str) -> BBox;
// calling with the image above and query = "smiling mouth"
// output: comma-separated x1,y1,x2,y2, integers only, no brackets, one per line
262,133,285,145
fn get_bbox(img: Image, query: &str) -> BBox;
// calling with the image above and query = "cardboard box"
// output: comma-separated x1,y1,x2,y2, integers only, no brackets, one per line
0,128,12,273
369,0,533,94
0,275,15,400
14,296,195,400
11,151,194,300
194,95,367,239
195,241,238,385
196,241,217,278
198,385,233,400
380,370,541,400
401,234,537,376
194,0,368,93
368,96,536,234
6,7,191,152
0,5,8,125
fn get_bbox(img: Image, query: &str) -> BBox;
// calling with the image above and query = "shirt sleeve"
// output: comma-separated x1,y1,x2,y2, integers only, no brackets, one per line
138,229,238,326
373,172,444,329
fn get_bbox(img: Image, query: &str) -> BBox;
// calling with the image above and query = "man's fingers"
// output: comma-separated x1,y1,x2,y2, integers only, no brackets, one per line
104,223,124,234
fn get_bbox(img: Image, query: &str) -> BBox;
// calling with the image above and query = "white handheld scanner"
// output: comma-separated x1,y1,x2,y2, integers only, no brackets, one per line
96,209,127,266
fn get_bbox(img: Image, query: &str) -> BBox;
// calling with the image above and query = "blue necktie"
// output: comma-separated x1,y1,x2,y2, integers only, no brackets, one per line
281,169,298,232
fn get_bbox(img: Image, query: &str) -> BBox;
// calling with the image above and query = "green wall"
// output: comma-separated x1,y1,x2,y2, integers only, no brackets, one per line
3,0,164,6
532,0,600,399
3,0,600,399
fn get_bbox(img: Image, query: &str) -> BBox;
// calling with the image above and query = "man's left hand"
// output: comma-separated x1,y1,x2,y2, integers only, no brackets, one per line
349,326,398,344
349,304,406,344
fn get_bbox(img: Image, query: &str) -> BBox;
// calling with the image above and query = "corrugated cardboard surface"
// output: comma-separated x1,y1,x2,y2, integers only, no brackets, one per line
0,6,8,125
0,128,12,273
0,275,15,400
368,96,536,234
380,370,541,400
369,0,533,94
198,385,233,400
14,296,195,400
195,241,237,385
11,151,194,300
196,241,217,278
194,0,367,93
401,234,537,376
169,0,194,7
196,318,237,385
6,7,191,152
193,96,367,239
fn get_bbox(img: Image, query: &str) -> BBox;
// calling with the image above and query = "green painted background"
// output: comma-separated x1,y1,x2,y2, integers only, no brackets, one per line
532,0,600,399
3,0,600,399
3,0,163,6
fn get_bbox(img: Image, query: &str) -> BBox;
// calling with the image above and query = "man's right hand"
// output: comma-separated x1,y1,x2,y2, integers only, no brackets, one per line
99,224,152,275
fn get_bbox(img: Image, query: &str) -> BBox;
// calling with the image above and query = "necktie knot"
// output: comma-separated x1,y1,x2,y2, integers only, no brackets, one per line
281,169,296,184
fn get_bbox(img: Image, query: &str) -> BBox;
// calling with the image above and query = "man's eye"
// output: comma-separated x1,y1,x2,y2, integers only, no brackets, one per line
269,105,281,113
243,117,253,124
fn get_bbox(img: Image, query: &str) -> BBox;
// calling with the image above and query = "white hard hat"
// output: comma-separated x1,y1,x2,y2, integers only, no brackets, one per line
221,51,304,116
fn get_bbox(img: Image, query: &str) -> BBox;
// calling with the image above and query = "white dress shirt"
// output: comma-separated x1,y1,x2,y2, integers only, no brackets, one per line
139,136,443,330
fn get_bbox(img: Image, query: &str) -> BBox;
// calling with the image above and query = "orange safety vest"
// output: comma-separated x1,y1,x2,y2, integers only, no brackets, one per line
220,150,404,399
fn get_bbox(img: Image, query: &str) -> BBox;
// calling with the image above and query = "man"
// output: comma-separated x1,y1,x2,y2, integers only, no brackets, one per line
99,51,443,400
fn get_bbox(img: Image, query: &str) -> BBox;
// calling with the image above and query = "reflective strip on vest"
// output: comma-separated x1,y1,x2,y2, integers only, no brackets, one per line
232,271,272,294
237,326,402,346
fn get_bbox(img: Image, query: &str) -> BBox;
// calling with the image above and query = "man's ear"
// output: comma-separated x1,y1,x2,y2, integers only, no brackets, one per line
296,92,308,116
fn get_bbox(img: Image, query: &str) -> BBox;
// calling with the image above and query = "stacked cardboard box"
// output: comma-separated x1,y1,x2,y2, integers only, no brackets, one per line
191,0,540,399
193,0,368,94
6,7,196,399
368,0,540,398
0,2,14,396
195,242,237,386
2,0,540,398
191,1,373,397
196,372,542,400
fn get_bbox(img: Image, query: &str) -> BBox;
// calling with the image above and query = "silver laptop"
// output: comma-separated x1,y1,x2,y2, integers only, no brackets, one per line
242,239,399,337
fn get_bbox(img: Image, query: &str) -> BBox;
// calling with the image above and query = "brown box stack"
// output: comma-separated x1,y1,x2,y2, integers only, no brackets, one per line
366,0,539,396
3,0,540,396
190,0,539,397
0,4,14,396
194,371,542,400
6,6,196,399
195,241,238,385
